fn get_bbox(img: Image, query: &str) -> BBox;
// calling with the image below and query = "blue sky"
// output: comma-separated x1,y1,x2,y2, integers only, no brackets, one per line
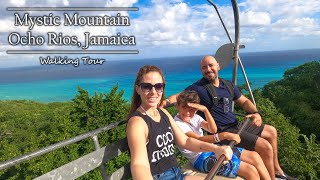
0,0,319,67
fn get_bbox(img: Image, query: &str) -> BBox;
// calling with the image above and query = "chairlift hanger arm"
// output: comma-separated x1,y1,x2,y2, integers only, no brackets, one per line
207,0,233,43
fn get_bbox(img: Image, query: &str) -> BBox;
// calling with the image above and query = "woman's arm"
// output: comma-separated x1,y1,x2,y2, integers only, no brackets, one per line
126,116,153,180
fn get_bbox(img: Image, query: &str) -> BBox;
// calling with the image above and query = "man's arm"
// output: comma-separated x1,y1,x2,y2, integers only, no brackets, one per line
162,93,180,107
234,95,262,126
234,95,257,112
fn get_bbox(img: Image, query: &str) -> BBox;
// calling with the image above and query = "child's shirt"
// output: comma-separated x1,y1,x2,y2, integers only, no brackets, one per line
174,114,205,164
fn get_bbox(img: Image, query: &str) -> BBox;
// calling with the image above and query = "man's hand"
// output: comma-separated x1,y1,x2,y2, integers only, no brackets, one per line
246,113,262,126
161,99,169,108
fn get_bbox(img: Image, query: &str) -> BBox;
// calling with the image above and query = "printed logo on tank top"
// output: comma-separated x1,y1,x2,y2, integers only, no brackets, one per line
151,126,175,162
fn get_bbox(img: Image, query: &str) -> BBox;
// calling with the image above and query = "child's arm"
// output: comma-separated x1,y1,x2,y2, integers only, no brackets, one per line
185,103,241,144
185,131,241,144
217,132,241,144
187,103,217,133
161,108,233,162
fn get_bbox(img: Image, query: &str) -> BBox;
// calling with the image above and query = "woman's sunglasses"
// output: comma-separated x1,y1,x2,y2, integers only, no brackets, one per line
139,83,165,93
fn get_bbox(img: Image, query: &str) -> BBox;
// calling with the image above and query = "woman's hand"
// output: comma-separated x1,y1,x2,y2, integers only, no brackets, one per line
215,145,233,162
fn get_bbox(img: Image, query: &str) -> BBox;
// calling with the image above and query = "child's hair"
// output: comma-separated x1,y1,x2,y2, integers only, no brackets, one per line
177,90,200,107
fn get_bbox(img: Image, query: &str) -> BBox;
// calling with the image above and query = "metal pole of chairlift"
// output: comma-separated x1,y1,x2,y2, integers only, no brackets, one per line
231,0,240,91
207,0,256,106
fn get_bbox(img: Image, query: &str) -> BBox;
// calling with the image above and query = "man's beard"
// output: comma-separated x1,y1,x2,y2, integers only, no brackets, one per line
204,73,217,82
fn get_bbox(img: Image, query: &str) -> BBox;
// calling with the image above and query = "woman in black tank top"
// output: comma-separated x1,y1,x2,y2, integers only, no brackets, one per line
126,65,233,180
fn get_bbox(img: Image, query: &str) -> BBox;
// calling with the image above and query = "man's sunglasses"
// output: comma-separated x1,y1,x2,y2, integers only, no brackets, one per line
138,83,165,93
219,97,230,113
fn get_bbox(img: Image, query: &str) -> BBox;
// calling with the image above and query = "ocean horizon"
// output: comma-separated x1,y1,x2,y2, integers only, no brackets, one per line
0,49,319,103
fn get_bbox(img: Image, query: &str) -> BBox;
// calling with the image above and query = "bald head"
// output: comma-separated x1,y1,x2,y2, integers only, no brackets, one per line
200,55,218,67
200,55,220,82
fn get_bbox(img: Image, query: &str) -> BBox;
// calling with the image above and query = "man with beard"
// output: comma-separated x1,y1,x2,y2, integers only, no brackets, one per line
163,55,297,180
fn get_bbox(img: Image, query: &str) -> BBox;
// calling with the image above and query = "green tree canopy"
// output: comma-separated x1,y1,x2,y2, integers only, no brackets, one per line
262,61,320,140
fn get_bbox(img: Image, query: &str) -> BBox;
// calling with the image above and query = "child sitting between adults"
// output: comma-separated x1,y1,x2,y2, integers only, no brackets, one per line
174,90,271,180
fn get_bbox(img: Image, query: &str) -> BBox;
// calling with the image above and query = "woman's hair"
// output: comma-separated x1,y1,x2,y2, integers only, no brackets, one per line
177,90,200,107
128,65,165,117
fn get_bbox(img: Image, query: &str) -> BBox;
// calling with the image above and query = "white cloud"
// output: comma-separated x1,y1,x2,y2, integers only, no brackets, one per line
9,0,25,6
240,37,255,43
105,0,138,7
104,0,138,16
0,18,15,33
63,0,69,6
272,17,320,36
129,1,230,49
0,44,12,57
240,0,320,18
241,11,271,27
130,2,192,46
235,0,320,51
